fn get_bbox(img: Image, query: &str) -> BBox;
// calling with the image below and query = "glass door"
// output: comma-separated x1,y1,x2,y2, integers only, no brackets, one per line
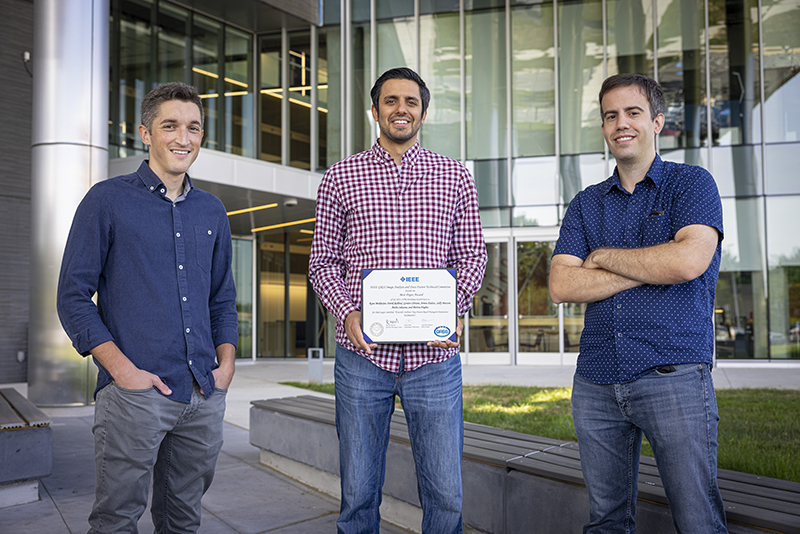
516,240,561,364
468,241,511,363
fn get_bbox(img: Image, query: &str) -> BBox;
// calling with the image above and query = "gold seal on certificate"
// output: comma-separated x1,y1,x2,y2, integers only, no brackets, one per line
361,268,457,344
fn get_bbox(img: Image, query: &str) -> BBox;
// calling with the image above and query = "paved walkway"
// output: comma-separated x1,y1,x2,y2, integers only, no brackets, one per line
1,359,798,533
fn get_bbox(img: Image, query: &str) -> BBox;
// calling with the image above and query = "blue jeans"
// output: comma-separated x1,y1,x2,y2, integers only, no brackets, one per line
89,381,226,534
572,363,728,534
334,344,464,534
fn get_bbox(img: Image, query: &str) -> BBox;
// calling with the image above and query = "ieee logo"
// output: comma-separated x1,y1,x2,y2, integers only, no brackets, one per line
400,276,420,282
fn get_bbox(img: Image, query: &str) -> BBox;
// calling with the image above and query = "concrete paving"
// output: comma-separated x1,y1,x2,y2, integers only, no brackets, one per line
1,358,797,533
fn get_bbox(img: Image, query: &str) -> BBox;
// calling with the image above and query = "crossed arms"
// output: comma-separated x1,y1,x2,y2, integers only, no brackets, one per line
548,224,719,305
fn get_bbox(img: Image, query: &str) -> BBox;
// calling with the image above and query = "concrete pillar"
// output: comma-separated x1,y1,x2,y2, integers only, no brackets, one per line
29,0,109,405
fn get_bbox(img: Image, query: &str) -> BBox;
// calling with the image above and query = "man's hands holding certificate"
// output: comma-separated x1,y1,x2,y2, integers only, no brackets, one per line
345,312,463,354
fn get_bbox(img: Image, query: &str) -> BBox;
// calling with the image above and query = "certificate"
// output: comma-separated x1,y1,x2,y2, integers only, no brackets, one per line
361,268,457,344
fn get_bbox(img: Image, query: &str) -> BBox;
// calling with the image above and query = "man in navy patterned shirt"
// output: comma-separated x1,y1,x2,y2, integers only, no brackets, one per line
309,68,486,534
549,74,728,533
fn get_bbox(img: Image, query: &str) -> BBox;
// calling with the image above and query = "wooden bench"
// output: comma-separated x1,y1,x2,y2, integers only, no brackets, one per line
250,395,800,534
0,388,53,508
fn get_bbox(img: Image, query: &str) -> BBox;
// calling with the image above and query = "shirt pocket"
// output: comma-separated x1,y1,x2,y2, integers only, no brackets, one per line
641,213,671,247
194,225,215,273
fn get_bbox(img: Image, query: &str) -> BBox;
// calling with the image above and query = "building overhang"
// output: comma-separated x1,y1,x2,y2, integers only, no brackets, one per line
171,0,320,31
109,150,321,237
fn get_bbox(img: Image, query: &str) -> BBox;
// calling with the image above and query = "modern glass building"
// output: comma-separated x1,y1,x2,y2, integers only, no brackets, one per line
1,0,798,403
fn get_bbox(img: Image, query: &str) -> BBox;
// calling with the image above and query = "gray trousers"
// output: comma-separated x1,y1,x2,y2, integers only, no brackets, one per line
88,381,226,534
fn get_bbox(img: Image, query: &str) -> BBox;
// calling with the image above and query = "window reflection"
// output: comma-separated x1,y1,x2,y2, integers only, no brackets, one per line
517,242,558,353
467,159,508,207
467,8,508,160
762,0,800,144
193,15,221,151
765,143,800,195
767,196,800,359
225,27,253,157
352,22,372,154
420,13,461,160
657,0,707,149
470,242,509,352
259,34,282,163
232,238,253,358
560,153,605,205
512,3,555,158
512,156,558,206
289,31,312,169
158,3,189,85
708,0,761,147
606,0,653,78
322,27,341,165
710,145,761,198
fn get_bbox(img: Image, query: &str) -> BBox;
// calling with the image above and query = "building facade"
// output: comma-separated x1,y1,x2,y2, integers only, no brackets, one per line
1,0,798,401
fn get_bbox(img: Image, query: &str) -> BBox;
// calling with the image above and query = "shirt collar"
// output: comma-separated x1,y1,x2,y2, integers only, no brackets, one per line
370,139,421,167
136,160,193,200
603,154,665,195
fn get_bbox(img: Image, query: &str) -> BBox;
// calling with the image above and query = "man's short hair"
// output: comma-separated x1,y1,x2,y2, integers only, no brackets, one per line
599,74,665,122
141,82,204,132
370,68,431,114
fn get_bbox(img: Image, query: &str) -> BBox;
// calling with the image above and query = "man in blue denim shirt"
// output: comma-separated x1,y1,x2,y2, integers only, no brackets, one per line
57,82,238,534
549,74,728,533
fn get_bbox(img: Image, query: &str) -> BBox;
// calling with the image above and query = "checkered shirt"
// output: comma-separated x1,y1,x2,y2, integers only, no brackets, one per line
309,140,487,372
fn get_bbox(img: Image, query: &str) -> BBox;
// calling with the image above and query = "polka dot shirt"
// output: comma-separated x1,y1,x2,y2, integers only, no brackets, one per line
553,155,724,385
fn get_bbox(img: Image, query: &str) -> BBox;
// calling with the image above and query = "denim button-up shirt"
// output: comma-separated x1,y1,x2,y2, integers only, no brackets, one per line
57,161,238,402
553,155,724,385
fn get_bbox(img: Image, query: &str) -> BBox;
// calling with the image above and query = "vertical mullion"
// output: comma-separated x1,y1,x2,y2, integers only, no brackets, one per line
218,25,226,153
371,0,377,141
345,0,353,157
311,25,319,171
459,0,465,163
704,0,712,173
282,26,289,165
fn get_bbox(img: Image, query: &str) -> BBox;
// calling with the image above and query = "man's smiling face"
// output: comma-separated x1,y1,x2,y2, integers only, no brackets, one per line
139,99,204,182
371,78,427,148
600,85,664,165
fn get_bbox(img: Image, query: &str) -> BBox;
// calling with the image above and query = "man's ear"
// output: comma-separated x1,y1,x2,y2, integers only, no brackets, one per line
653,113,665,135
371,104,378,122
138,124,151,147
421,110,427,124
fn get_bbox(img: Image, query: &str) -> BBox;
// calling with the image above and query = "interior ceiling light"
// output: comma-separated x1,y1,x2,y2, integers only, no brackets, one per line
226,203,278,216
251,218,316,233
299,229,314,234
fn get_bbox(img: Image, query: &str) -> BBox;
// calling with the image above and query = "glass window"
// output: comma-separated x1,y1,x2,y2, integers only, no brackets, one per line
716,198,768,359
470,242,509,352
258,236,286,357
512,3,556,158
158,2,189,85
114,0,153,156
564,302,585,352
318,31,330,171
322,27,341,166
517,241,558,353
352,23,373,154
657,147,708,169
353,0,371,23
378,0,414,19
657,0,708,149
193,15,222,151
467,159,508,207
289,31,312,169
558,0,604,156
225,27,254,157
377,18,416,74
766,195,800,359
710,145,762,198
513,206,559,227
466,8,507,160
419,13,461,159
765,142,800,195
560,153,605,205
606,0,653,78
480,208,511,229
762,0,800,144
232,238,253,358
512,156,558,206
324,0,340,25
421,0,460,15
259,34,282,163
708,0,762,147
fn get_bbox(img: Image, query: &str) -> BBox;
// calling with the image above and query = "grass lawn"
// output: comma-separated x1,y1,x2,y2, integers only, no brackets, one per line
282,382,800,483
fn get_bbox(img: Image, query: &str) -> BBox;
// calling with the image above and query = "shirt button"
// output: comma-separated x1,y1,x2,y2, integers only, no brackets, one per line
186,328,191,333
176,232,181,237
182,297,187,301
160,188,165,193
617,304,622,309
207,230,212,235
632,200,636,204
149,186,155,191
618,332,623,337
627,226,632,230
189,360,193,365
179,265,184,270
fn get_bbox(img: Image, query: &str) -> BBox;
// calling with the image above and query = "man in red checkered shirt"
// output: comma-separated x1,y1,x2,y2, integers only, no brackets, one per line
309,67,487,534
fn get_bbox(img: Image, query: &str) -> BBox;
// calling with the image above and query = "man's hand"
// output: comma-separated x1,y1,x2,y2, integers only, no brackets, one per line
91,340,172,395
427,318,463,350
212,343,236,391
345,311,378,354
114,367,173,396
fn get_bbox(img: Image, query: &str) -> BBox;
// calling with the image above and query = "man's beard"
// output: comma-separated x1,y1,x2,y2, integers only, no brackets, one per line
380,116,420,144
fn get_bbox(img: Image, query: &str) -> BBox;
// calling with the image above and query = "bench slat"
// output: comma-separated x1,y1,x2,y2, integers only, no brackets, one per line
0,395,26,430
0,388,51,427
